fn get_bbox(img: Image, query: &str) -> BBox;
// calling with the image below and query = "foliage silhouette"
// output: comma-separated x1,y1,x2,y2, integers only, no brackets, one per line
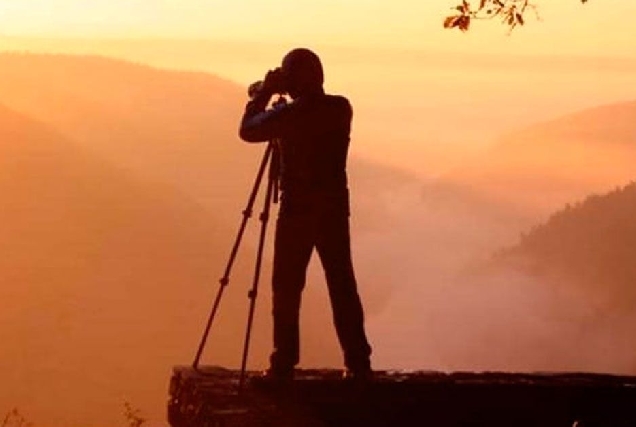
445,0,590,31
0,403,146,427
1,409,32,427
497,182,636,308
123,402,146,427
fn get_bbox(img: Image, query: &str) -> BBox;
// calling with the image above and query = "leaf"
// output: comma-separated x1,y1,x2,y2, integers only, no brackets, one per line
459,16,471,31
479,0,487,9
443,15,460,28
516,12,524,25
457,0,470,14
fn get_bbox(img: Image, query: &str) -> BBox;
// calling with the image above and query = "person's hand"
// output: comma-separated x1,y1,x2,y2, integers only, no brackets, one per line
247,80,262,98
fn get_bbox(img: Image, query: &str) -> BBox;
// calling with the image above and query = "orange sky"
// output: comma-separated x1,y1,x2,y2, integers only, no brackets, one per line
0,0,634,56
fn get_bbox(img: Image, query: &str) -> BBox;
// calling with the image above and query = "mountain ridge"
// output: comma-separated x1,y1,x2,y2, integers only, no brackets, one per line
0,102,252,426
444,99,636,216
496,100,636,148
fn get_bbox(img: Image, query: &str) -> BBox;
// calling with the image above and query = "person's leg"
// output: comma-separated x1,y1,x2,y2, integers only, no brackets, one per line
315,212,372,373
269,214,315,376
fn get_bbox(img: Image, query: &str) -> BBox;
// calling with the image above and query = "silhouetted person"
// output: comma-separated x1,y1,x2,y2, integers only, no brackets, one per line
239,48,372,380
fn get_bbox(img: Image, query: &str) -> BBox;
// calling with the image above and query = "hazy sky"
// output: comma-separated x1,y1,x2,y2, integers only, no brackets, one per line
1,0,635,175
0,0,635,56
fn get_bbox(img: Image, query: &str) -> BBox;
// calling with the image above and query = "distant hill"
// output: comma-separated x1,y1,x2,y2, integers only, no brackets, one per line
0,52,405,315
0,52,408,306
0,53,253,222
447,101,636,216
0,53,416,226
494,182,636,309
504,101,636,147
0,51,407,303
0,103,283,425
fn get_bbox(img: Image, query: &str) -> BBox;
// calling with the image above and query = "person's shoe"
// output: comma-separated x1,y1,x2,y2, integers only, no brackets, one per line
250,368,294,389
342,367,374,382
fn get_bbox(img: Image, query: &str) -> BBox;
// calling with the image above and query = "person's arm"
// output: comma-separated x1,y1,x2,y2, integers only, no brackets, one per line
239,69,292,143
239,89,286,143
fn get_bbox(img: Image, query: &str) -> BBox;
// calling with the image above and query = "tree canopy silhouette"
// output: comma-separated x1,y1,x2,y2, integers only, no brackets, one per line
445,0,590,31
496,182,636,309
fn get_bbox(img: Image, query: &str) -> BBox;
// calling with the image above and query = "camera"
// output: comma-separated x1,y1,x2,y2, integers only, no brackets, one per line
248,68,288,98
265,68,287,94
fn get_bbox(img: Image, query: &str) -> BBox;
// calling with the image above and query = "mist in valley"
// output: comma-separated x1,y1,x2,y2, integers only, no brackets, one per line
1,50,635,426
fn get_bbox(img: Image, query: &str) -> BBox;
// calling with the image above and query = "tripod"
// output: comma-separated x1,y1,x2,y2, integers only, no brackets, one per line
192,136,281,392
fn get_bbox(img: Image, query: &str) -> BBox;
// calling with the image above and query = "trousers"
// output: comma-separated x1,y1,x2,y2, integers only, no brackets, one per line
269,200,372,373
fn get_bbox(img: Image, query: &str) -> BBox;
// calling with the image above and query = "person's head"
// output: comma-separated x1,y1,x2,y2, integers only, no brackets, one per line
281,48,324,98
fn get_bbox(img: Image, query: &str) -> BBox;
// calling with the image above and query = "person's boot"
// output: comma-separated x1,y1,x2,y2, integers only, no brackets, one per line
250,367,294,390
342,366,373,382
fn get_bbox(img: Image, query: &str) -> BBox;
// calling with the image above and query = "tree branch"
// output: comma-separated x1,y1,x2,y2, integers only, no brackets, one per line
444,0,589,32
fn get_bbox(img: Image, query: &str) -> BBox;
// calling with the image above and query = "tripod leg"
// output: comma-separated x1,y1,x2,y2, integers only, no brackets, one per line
238,163,277,391
192,143,273,369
